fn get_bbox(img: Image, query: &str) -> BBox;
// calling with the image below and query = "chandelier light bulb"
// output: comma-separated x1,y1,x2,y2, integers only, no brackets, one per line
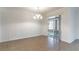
33,13,43,20
33,7,43,20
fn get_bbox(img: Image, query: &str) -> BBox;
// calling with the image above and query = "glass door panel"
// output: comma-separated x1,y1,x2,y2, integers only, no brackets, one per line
48,15,61,50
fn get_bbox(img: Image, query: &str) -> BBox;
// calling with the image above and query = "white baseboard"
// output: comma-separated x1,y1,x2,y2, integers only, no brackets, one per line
61,39,76,44
0,34,42,43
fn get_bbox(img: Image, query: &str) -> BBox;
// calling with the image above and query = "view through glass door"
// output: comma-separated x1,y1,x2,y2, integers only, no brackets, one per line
48,15,61,50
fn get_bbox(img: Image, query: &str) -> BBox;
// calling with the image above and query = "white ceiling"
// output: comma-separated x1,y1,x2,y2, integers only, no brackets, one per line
27,7,50,12
26,7,62,13
0,7,62,14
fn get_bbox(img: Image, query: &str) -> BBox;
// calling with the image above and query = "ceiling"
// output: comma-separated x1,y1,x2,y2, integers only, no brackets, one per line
26,7,62,14
0,7,62,14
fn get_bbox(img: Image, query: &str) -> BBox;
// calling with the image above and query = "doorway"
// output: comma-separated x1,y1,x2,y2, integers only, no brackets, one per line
48,15,61,50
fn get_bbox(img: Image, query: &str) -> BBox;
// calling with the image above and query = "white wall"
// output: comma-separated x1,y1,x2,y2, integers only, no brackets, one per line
0,8,42,42
0,7,79,43
66,7,79,43
0,9,2,41
42,7,79,43
76,8,79,39
41,15,48,36
42,8,64,36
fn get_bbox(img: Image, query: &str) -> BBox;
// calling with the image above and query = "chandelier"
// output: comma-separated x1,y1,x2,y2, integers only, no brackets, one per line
33,7,43,20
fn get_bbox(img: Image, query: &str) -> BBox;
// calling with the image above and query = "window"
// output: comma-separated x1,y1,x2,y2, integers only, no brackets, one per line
49,21,53,29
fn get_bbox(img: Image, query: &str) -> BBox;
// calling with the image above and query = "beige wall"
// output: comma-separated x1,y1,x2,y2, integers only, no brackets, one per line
42,8,65,39
0,8,42,42
0,9,2,41
42,7,79,43
76,8,79,39
0,7,79,43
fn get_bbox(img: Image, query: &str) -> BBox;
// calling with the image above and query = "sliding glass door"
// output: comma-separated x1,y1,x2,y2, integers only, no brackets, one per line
48,15,61,50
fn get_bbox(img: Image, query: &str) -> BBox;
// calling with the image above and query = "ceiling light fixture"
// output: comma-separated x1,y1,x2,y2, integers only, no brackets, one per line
33,7,43,20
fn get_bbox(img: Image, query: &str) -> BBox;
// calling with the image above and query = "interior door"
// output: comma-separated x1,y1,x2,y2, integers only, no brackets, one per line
48,15,61,50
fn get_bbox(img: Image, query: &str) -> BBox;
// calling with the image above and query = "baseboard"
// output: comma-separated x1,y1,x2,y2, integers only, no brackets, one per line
61,39,77,44
0,34,42,43
41,35,48,37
